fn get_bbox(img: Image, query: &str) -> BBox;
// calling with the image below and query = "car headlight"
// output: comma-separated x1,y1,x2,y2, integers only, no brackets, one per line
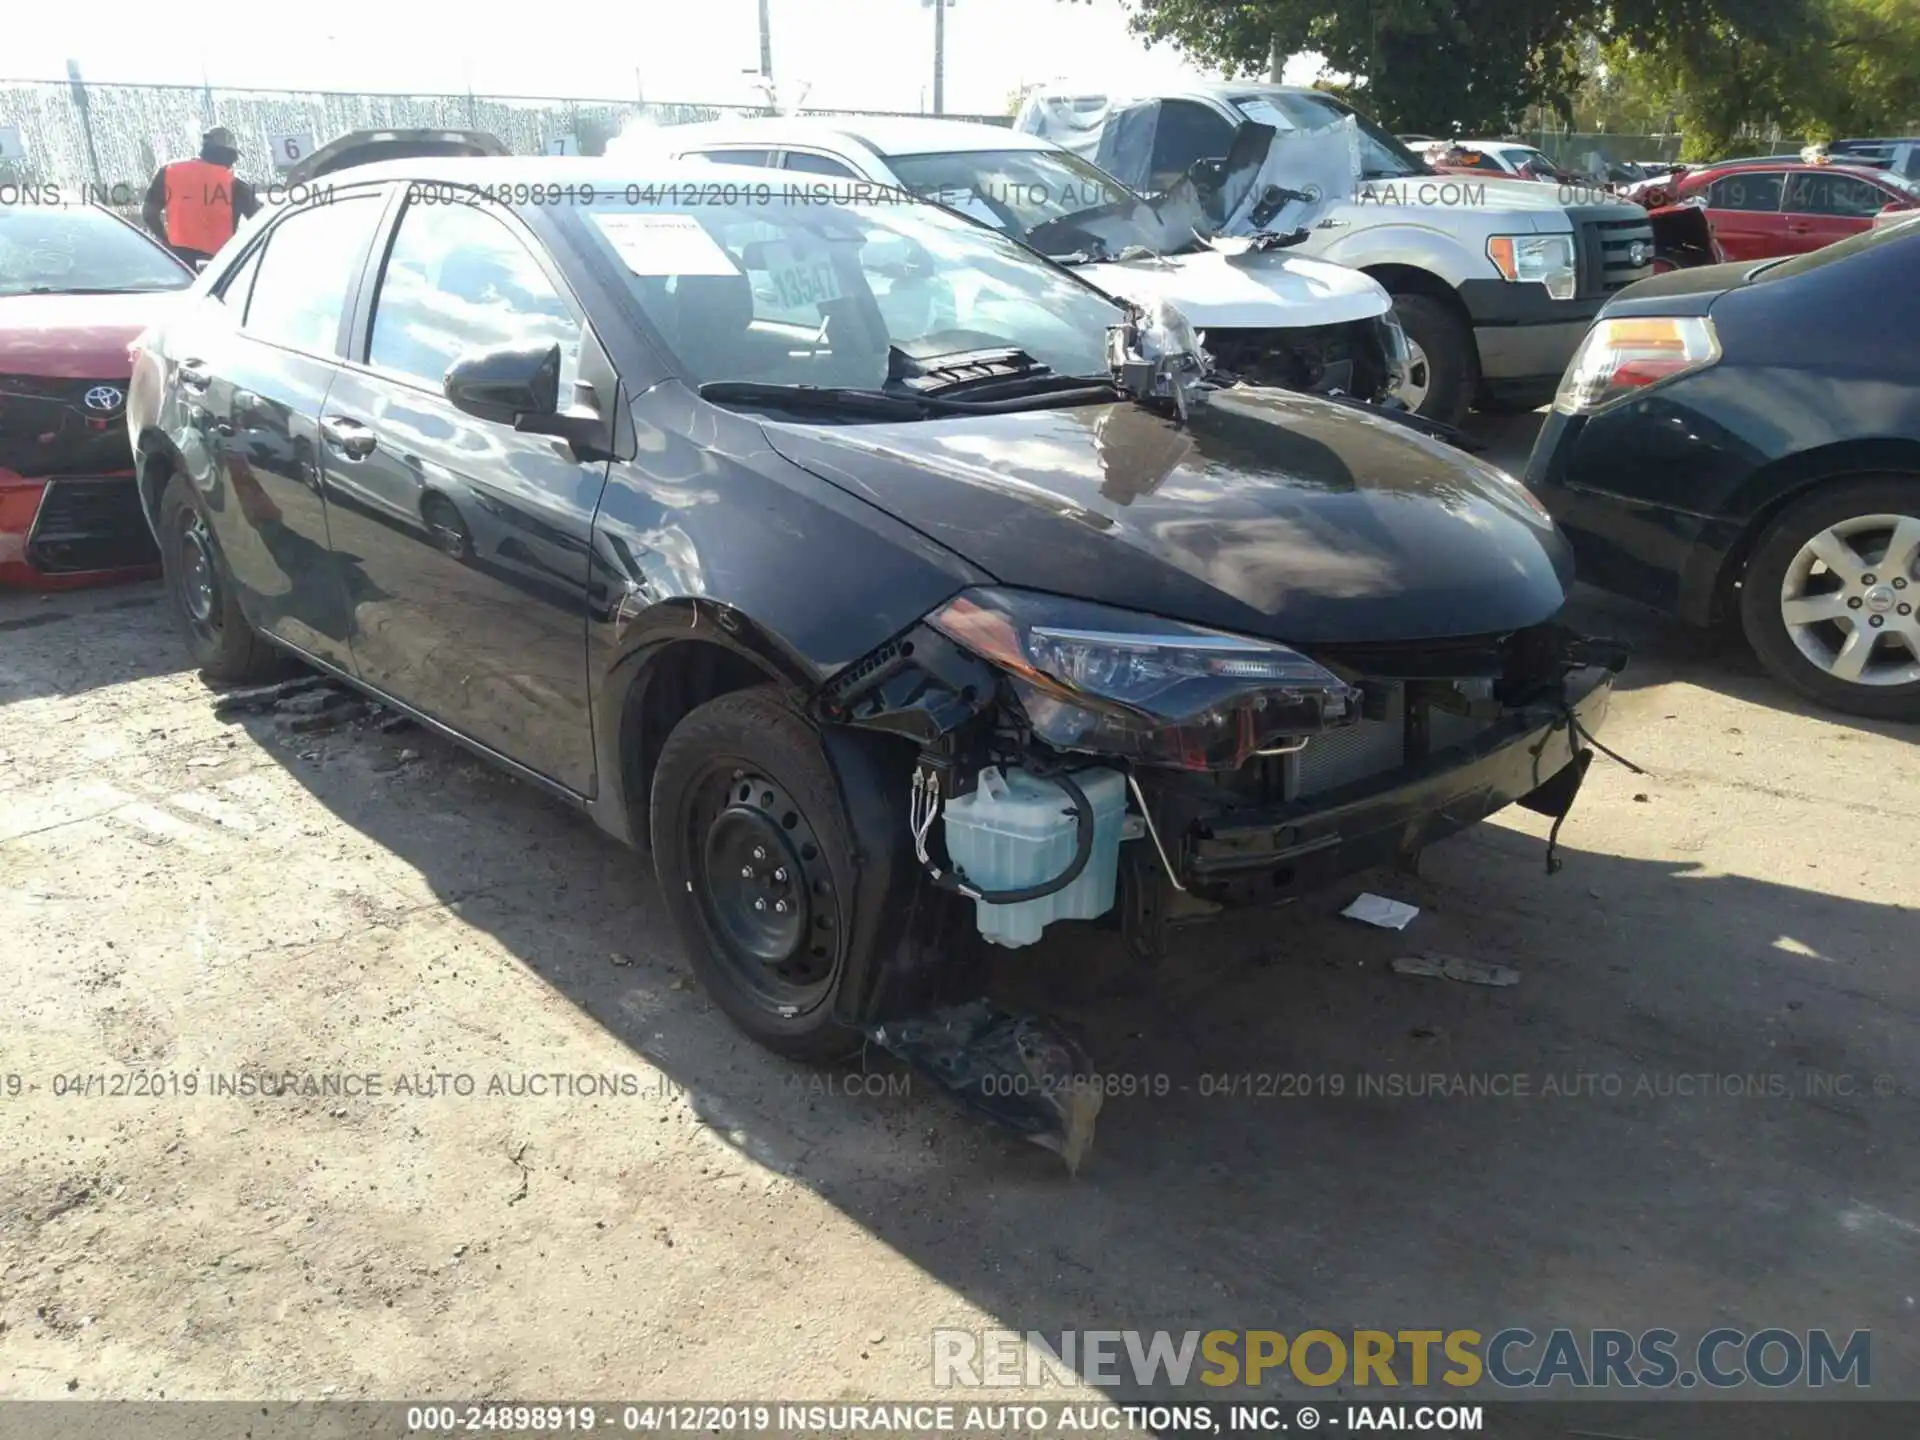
1553,315,1720,414
1487,234,1578,300
927,588,1358,771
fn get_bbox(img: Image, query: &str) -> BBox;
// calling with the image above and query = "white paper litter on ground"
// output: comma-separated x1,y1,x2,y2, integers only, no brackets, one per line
1341,892,1420,930
1392,953,1521,988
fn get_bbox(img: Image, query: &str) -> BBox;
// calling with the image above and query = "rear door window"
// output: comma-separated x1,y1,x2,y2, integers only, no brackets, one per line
365,197,583,394
1785,171,1894,218
242,195,383,355
694,149,773,167
783,151,859,178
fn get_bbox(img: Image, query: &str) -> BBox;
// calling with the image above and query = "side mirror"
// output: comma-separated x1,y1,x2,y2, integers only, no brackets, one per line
444,340,614,461
444,342,561,424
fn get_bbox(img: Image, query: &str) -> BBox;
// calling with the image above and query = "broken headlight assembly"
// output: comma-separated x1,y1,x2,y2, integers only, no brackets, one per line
926,587,1359,771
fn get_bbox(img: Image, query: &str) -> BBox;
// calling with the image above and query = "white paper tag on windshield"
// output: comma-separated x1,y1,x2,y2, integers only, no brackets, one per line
758,241,844,309
1235,98,1297,133
591,213,739,276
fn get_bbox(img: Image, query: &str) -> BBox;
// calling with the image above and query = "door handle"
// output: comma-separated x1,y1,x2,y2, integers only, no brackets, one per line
319,414,378,461
177,360,211,391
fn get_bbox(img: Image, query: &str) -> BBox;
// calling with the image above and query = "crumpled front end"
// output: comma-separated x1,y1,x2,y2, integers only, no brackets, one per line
821,592,1627,965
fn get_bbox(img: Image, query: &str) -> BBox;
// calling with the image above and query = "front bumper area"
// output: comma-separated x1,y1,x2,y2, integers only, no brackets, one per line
1151,663,1614,905
1458,278,1603,394
0,470,160,590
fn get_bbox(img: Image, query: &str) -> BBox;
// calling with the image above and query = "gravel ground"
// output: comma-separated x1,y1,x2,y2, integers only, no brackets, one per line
3,420,1917,1416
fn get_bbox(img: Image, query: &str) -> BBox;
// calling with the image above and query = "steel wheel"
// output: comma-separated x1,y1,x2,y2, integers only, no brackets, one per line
1777,512,1920,688
684,766,842,1018
177,509,224,645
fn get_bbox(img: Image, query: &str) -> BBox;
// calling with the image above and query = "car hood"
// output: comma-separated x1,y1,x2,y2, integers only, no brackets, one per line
1349,173,1599,224
1604,258,1760,317
0,290,185,378
762,387,1573,645
1075,245,1389,329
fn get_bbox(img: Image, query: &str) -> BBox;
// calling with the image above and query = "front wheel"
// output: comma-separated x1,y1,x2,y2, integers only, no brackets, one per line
1387,293,1476,427
650,688,865,1062
1738,477,1920,720
157,473,292,683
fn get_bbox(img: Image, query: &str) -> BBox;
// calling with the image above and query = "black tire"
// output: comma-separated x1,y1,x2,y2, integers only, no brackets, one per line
157,472,291,683
650,687,864,1062
1738,476,1920,721
1389,292,1477,427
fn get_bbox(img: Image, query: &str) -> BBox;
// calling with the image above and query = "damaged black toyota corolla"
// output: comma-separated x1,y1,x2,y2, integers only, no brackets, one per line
132,161,1622,1153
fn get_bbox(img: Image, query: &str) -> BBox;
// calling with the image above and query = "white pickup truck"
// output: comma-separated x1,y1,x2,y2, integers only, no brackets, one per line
623,115,1417,412
1019,85,1658,425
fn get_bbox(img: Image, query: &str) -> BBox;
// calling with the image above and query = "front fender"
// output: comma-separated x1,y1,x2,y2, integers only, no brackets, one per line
578,383,988,845
1317,216,1497,288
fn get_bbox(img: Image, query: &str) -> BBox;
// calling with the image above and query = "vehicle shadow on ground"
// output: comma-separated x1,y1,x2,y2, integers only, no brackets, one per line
0,580,187,705
254,697,1920,1414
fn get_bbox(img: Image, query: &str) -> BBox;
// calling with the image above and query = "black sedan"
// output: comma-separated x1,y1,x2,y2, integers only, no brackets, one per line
1526,223,1920,720
129,158,1618,1081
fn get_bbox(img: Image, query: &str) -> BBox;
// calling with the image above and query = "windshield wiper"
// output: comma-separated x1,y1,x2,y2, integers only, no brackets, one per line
699,375,1123,419
698,382,936,419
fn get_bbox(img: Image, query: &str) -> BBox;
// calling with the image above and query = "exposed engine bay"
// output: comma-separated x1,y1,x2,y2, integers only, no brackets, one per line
1206,316,1403,405
820,594,1628,962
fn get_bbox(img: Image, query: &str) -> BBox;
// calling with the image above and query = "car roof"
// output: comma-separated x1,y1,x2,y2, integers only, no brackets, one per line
1693,159,1894,181
654,115,1052,158
296,155,805,188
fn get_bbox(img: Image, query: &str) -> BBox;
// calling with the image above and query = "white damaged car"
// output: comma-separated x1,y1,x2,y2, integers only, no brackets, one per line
617,116,1415,412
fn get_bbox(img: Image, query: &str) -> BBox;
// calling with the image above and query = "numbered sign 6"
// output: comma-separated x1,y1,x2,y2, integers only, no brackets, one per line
266,133,314,171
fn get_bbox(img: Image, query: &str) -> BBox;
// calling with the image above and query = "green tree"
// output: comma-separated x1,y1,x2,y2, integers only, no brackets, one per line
1068,0,1838,142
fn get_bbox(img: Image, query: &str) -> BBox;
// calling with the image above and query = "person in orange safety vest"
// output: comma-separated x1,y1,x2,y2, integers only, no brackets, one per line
141,126,261,265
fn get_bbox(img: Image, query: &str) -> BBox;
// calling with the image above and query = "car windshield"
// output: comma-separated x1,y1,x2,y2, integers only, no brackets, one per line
1230,91,1430,180
0,207,192,297
574,185,1126,393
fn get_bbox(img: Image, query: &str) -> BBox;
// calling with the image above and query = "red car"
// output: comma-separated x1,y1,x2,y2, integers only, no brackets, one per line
2,202,193,590
1631,160,1918,261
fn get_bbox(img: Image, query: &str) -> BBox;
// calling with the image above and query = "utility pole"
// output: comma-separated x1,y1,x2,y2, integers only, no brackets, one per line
923,0,952,116
758,0,773,82
1268,33,1283,84
65,59,105,196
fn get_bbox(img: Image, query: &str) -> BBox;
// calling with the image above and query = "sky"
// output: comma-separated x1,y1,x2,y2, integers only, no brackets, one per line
2,0,1323,116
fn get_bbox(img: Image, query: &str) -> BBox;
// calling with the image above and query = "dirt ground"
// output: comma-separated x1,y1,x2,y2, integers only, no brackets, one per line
3,417,1918,1412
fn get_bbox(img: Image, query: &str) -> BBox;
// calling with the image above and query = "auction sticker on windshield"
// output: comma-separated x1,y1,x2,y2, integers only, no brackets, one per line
590,213,740,276
759,240,844,309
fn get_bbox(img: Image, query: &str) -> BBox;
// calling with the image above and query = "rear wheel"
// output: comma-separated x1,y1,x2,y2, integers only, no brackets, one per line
1738,478,1920,720
650,688,864,1062
158,473,290,683
1388,293,1475,427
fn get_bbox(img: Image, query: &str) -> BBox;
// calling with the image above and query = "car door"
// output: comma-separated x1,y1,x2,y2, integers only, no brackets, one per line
1781,170,1894,251
165,191,386,669
318,189,609,792
1700,170,1789,259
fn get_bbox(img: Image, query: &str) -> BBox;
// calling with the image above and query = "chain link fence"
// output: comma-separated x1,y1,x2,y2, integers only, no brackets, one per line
0,79,1010,202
